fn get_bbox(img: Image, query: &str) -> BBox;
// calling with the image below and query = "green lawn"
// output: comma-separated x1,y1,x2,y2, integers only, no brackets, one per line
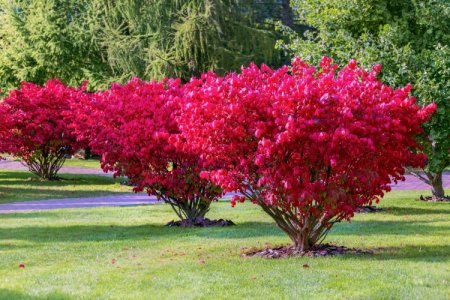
1,155,102,170
0,190,448,299
62,159,101,169
0,170,130,204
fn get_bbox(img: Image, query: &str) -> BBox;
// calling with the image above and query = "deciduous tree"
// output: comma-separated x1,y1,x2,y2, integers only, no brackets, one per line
279,0,450,200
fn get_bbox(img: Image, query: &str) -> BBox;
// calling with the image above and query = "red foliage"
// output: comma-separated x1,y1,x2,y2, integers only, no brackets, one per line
71,78,222,220
0,80,86,179
0,100,10,159
179,57,436,250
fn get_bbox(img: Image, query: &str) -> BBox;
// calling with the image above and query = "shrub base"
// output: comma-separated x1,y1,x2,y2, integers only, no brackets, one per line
356,205,384,213
242,243,372,259
166,217,235,227
419,195,450,202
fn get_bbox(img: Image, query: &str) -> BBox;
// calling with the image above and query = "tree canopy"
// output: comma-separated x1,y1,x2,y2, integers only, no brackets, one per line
279,0,450,200
0,0,283,91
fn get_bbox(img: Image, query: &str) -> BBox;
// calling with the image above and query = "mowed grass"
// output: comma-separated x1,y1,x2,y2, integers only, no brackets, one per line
0,190,449,299
61,159,101,169
1,155,102,169
0,170,130,204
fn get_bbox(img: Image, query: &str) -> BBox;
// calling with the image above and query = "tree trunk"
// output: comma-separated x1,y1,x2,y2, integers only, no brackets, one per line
281,0,294,28
430,171,448,201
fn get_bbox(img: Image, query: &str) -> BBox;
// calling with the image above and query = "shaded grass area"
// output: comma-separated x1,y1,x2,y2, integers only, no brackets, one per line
0,170,130,204
0,190,449,299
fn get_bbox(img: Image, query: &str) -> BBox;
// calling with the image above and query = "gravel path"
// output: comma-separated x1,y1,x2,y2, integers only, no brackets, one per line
0,160,448,213
0,194,159,213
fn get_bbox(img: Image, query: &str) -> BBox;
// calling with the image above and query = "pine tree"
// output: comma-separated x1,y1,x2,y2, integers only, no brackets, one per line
0,0,282,90
87,0,281,82
0,0,110,91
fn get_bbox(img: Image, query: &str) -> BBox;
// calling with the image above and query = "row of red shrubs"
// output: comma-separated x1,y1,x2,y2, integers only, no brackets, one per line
0,57,436,251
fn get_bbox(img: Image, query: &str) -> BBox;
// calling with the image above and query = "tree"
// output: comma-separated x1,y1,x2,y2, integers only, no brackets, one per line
70,78,223,223
0,0,110,91
85,0,282,82
0,80,86,180
0,0,282,91
179,58,435,251
279,0,450,200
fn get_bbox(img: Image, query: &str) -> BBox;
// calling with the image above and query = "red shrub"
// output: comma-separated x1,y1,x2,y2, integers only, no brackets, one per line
179,57,436,250
71,78,222,221
0,80,86,180
0,103,10,159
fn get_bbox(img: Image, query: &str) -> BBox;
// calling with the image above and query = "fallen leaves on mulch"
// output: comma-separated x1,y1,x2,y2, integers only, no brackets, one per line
242,243,373,259
419,195,450,202
166,217,235,228
355,205,384,213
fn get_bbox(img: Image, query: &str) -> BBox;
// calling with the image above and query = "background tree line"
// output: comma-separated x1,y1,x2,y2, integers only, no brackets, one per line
0,0,290,90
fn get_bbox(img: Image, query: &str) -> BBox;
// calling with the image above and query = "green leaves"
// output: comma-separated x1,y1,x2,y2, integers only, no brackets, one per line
281,0,450,180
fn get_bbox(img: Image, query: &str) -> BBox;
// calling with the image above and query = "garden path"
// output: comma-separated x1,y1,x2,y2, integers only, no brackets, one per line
0,159,448,213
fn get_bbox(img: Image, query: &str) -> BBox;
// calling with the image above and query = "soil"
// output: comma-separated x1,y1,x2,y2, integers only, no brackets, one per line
166,217,235,227
242,243,373,259
355,205,384,213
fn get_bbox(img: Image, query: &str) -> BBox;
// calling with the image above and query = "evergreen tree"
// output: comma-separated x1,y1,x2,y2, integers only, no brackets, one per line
87,0,282,82
0,0,110,91
0,0,282,90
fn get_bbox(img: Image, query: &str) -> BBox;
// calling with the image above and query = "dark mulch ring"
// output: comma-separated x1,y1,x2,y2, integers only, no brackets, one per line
166,217,235,228
242,243,373,259
419,195,450,202
355,205,384,213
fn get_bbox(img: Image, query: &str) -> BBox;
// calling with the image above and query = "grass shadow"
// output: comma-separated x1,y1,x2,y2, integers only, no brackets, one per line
0,173,123,187
0,221,282,243
0,289,72,300
342,244,450,263
383,206,450,215
0,186,130,203
333,219,450,237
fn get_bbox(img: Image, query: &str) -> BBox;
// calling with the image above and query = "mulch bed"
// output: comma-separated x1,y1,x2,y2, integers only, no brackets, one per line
355,205,384,213
166,217,235,228
419,195,450,202
242,243,373,259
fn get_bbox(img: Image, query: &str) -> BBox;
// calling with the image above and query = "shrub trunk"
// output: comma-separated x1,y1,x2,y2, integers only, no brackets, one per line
259,202,332,252
23,148,67,180
162,196,211,221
